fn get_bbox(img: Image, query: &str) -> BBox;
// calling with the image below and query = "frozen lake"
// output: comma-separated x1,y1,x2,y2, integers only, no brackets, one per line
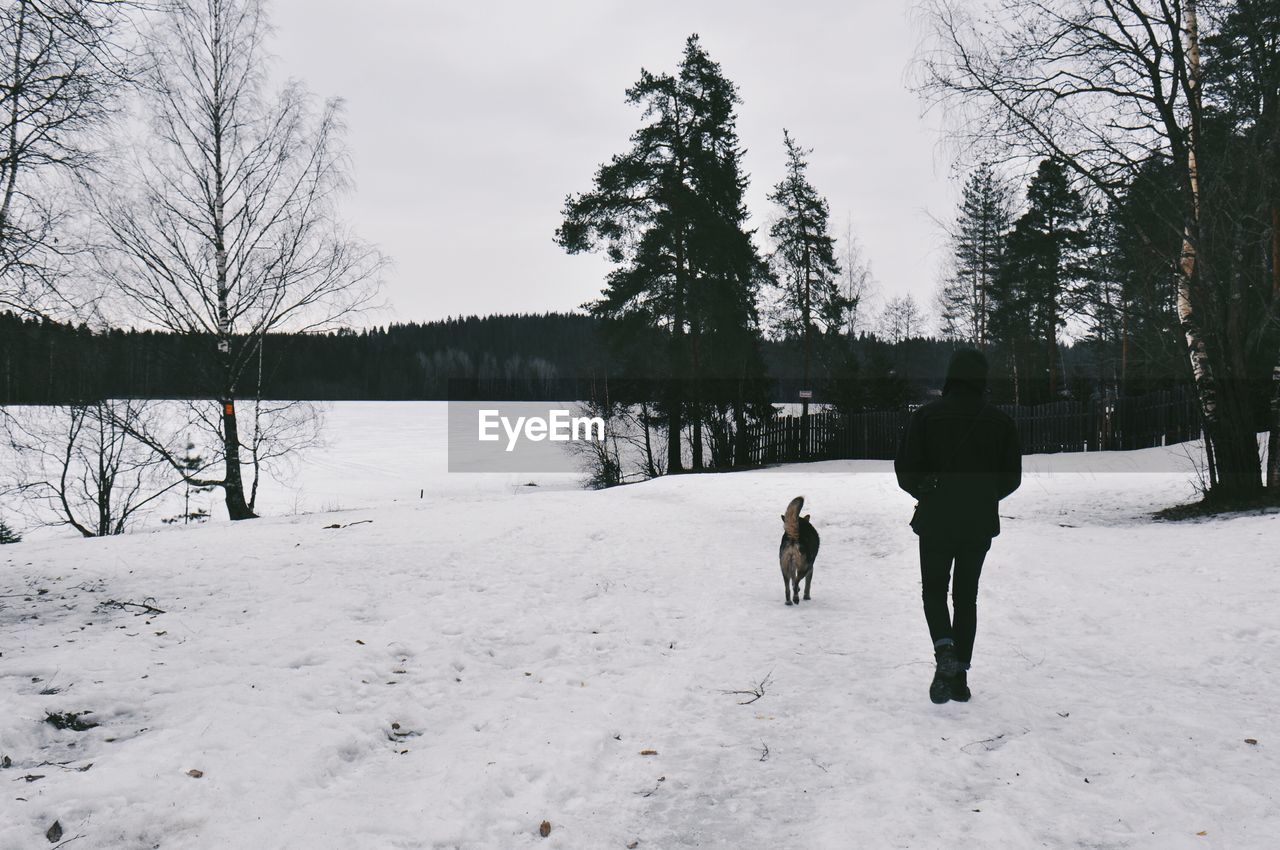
1,400,1227,539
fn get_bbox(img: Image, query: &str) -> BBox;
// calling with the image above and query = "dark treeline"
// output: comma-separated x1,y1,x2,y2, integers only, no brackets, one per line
1,312,604,402
2,309,1020,405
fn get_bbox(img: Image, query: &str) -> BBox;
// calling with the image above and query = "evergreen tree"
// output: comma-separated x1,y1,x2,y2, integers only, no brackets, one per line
680,39,773,468
1082,160,1184,396
937,164,1012,345
767,130,845,423
0,516,20,544
1079,206,1126,393
992,159,1090,403
557,34,768,472
165,441,215,524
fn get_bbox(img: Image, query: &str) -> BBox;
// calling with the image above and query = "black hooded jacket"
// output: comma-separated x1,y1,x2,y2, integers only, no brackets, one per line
894,358,1022,540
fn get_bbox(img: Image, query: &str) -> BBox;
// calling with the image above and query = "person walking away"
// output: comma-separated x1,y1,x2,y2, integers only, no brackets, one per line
894,349,1021,704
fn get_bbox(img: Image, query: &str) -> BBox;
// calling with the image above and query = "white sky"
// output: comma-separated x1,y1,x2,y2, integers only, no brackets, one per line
269,1,960,325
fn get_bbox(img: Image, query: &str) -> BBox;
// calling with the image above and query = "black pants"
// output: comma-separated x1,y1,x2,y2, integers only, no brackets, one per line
919,536,991,667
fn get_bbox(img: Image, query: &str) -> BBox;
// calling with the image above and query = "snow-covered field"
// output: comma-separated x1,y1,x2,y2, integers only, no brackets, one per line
2,405,1278,849
0,402,585,538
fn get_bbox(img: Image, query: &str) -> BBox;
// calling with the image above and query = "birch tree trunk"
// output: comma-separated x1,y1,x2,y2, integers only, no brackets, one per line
1180,1,1264,497
1176,0,1224,489
209,7,253,520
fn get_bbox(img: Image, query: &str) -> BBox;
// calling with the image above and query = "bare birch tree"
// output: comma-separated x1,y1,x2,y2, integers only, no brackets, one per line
90,0,383,519
2,401,178,536
839,222,877,336
0,0,139,315
879,294,927,345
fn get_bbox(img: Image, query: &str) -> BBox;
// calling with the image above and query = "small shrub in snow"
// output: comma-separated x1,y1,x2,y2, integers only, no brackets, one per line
44,711,98,731
0,517,19,544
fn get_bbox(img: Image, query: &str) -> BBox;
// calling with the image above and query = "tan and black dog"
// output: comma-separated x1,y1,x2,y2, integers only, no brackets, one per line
779,496,820,606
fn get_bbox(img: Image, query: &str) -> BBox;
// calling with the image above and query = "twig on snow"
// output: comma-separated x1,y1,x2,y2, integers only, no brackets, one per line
634,776,666,797
96,598,164,616
1013,647,1045,668
36,761,93,772
960,727,1030,754
721,671,772,705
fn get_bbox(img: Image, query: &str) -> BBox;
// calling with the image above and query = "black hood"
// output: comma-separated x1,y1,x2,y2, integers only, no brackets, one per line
942,348,989,397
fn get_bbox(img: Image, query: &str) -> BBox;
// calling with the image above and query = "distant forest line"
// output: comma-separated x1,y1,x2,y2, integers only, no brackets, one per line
1,309,1172,407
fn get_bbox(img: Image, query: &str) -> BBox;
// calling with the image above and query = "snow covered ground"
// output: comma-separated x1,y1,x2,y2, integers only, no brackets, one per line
2,416,1278,849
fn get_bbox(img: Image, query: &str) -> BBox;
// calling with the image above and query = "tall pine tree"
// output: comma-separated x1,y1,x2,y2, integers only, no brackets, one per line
557,35,767,472
767,130,844,424
1083,160,1184,396
992,159,1090,403
937,164,1012,346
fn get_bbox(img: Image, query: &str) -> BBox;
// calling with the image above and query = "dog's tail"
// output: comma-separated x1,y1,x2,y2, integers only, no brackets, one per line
783,496,805,541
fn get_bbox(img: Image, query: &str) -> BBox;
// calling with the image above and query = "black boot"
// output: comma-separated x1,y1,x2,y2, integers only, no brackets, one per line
950,669,971,702
930,645,960,704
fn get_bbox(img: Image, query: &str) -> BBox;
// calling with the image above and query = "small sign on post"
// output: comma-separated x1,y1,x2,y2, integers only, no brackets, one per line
798,390,813,400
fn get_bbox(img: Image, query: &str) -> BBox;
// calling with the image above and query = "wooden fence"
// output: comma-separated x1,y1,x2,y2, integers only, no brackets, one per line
745,388,1203,465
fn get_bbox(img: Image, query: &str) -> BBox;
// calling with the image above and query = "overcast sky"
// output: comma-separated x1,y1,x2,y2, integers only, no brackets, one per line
269,1,960,326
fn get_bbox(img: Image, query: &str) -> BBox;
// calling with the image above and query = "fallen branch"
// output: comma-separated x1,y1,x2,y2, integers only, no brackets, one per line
634,776,666,798
960,727,1030,754
721,671,772,705
962,733,1009,753
36,761,93,772
96,598,164,616
1013,647,1045,668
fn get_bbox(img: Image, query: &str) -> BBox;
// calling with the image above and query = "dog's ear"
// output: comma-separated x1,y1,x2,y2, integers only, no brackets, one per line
802,514,811,523
780,514,786,522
